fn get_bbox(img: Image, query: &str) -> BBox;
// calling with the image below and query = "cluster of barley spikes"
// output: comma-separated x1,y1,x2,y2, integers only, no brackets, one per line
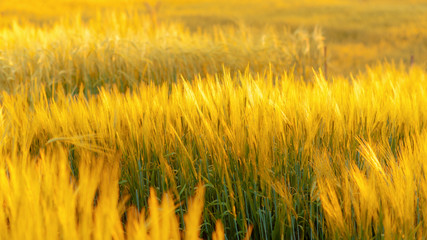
0,11,324,93
1,10,427,240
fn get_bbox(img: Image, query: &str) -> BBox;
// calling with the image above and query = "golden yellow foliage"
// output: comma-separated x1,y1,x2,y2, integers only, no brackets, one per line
1,0,427,238
0,63,425,238
0,147,225,240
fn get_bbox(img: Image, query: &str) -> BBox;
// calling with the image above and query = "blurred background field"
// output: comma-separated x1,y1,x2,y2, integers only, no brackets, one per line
1,0,426,76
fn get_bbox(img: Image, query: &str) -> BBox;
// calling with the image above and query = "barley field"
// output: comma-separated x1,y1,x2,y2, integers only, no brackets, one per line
1,0,427,239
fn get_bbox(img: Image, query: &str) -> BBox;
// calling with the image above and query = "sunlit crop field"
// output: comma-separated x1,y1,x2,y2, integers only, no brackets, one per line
1,0,427,239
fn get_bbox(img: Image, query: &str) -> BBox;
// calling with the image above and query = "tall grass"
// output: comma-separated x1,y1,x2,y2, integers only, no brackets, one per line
1,62,427,238
0,12,324,94
0,146,225,239
1,2,426,239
